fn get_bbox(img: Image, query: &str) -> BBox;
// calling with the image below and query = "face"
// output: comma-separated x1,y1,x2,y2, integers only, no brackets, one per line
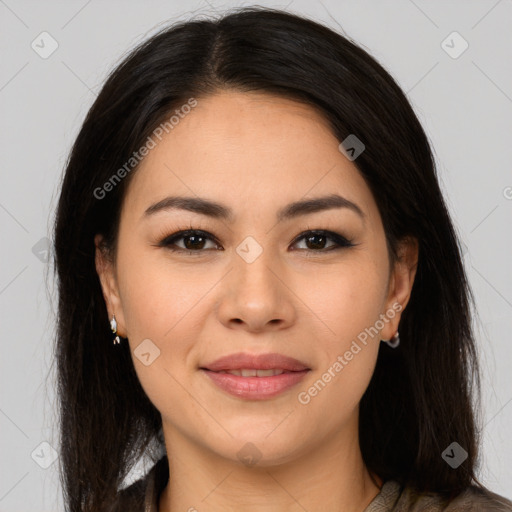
96,90,417,467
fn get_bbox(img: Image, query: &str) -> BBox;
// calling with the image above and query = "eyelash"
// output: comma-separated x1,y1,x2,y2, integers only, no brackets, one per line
157,228,355,254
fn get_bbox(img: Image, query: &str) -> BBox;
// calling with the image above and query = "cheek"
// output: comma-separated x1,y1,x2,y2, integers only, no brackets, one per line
296,257,388,345
115,249,204,413
293,259,386,410
116,241,207,341
299,343,379,429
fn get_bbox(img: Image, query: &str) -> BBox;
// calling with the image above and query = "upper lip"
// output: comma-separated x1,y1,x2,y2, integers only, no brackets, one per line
201,352,310,372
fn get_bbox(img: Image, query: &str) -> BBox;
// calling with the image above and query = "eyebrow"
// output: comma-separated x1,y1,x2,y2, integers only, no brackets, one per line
143,193,365,222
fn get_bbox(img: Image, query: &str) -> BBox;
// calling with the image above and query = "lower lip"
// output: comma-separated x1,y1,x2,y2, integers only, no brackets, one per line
200,369,310,400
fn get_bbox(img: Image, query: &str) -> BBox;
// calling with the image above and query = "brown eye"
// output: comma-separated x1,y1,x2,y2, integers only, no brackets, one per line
160,230,220,252
181,234,208,250
291,230,354,251
303,233,330,250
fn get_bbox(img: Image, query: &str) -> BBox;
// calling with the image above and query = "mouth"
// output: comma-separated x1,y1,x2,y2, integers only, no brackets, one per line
199,352,311,400
199,367,310,400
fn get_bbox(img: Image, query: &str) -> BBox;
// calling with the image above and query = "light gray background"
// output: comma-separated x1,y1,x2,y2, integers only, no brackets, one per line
1,0,511,510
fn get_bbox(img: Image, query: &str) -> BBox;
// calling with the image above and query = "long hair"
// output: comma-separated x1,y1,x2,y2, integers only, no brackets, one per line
53,7,484,510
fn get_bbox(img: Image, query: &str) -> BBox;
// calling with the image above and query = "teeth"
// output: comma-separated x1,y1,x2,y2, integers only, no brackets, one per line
217,369,286,377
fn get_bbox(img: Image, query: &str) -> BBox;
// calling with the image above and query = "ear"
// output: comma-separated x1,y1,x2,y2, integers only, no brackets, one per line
380,236,418,340
94,234,127,337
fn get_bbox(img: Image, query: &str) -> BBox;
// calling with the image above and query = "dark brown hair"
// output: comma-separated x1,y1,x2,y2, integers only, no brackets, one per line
53,6,486,511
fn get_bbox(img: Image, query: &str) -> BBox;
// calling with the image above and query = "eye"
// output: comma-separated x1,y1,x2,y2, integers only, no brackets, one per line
291,230,355,251
159,229,221,253
158,228,354,254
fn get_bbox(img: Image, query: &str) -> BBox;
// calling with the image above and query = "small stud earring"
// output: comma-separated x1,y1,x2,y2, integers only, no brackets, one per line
383,331,400,348
110,314,121,345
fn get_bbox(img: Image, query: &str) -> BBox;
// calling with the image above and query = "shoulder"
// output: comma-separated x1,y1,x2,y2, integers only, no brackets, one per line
392,481,512,512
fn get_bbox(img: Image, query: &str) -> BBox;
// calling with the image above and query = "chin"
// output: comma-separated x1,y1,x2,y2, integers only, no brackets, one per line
210,430,308,468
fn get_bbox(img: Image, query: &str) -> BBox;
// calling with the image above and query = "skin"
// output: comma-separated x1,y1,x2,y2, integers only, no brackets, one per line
95,90,418,512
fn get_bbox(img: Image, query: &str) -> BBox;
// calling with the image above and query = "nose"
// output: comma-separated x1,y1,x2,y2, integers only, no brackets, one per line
215,245,297,333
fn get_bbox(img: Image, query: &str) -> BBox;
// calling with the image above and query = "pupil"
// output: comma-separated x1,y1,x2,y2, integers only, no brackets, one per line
307,234,325,250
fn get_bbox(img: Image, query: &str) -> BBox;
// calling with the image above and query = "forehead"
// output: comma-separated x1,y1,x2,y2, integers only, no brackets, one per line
121,91,379,223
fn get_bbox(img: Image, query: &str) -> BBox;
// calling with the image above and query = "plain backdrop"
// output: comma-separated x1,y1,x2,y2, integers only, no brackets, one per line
0,0,511,510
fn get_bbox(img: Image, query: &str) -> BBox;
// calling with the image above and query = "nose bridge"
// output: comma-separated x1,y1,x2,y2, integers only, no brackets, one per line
232,233,281,298
216,233,295,331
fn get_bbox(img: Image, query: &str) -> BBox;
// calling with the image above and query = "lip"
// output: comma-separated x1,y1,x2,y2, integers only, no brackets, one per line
201,352,310,372
200,369,310,400
199,352,311,400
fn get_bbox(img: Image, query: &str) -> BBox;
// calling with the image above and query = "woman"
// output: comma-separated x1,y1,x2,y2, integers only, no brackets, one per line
53,6,512,512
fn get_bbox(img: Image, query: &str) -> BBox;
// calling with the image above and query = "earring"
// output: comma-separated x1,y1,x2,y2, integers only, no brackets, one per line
110,314,121,345
383,331,400,348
